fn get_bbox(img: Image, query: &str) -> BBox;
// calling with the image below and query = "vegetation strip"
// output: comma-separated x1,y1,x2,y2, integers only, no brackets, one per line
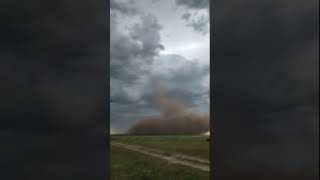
111,142,210,172
136,145,209,165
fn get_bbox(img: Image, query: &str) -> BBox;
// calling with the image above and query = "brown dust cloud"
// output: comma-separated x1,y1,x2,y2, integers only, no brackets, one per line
127,87,209,135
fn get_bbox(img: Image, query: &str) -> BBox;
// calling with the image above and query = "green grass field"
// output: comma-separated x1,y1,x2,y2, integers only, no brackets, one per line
110,135,210,180
111,135,209,159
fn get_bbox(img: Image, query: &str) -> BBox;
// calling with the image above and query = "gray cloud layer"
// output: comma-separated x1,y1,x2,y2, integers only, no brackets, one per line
177,0,209,35
110,0,209,131
176,0,209,10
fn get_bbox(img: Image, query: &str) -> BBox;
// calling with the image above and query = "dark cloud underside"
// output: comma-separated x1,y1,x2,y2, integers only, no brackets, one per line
176,0,209,10
110,0,210,131
176,0,209,35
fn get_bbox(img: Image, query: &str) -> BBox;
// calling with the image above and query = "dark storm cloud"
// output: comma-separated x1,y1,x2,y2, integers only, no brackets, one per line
176,0,209,35
212,0,318,178
150,55,209,107
110,53,209,130
110,1,166,130
110,4,162,85
185,14,209,35
110,0,138,15
181,12,192,20
176,0,209,10
110,13,162,103
0,0,108,179
110,1,210,131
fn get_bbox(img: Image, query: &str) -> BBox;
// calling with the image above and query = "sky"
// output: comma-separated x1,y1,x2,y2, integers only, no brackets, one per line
110,0,210,133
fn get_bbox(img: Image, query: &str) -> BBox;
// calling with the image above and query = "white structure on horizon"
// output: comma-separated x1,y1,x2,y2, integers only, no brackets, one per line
201,131,210,136
110,128,121,135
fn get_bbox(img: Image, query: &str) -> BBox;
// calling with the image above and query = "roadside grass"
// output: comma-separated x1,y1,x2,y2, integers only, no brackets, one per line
110,145,209,180
111,135,209,160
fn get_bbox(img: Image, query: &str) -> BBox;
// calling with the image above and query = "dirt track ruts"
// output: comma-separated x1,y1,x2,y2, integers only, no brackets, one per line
111,142,210,172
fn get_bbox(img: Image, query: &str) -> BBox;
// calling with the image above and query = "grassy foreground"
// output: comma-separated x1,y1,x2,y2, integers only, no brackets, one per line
111,135,209,159
110,145,209,180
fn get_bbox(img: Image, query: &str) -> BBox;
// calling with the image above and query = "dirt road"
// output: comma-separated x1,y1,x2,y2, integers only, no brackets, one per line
111,142,210,172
